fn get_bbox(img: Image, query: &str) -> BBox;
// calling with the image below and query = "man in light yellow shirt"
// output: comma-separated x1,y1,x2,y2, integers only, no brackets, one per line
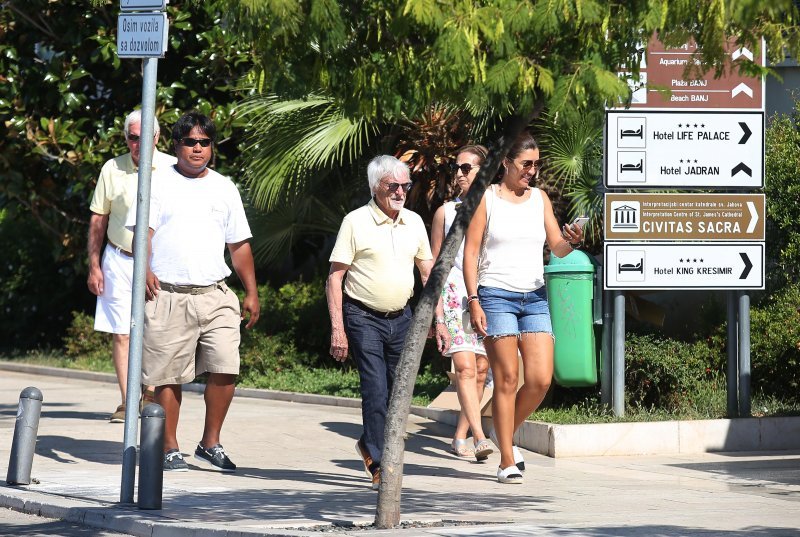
326,155,449,490
87,110,176,423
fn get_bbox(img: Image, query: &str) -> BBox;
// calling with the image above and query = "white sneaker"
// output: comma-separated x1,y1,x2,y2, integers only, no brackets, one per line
489,429,525,472
497,465,523,484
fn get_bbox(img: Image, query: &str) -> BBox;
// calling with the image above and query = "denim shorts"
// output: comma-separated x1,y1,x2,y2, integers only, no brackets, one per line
478,285,552,338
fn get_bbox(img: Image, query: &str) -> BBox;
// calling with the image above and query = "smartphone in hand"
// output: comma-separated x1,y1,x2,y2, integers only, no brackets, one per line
571,216,589,230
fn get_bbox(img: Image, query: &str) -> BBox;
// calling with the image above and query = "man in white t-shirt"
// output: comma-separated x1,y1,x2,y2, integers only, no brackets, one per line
127,112,259,473
87,110,175,422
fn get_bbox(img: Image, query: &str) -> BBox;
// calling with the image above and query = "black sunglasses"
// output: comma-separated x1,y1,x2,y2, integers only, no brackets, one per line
126,134,140,142
178,137,213,148
518,158,544,171
449,162,479,175
384,181,413,193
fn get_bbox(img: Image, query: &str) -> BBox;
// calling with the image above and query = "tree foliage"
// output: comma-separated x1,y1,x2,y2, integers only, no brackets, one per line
765,100,800,287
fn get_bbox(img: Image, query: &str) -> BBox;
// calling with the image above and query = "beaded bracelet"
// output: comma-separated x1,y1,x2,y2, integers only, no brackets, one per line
466,295,479,305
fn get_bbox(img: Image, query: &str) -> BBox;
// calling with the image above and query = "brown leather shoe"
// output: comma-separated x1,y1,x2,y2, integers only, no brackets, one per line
371,467,380,491
355,439,374,478
110,404,126,423
139,388,156,413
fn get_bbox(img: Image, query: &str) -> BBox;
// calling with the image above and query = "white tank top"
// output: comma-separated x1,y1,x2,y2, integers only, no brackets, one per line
478,185,546,292
443,200,465,272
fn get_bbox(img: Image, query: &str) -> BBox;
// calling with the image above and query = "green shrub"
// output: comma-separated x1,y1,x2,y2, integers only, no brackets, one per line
62,310,111,360
624,333,720,412
238,329,319,381
259,279,330,358
765,104,800,286
749,283,800,397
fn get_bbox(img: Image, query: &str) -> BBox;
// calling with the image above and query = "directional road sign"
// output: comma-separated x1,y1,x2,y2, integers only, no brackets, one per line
117,12,169,58
616,36,764,110
605,193,765,241
604,242,764,290
605,110,763,188
120,0,167,10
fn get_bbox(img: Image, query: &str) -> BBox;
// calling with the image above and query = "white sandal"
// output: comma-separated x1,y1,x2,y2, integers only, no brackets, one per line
449,438,474,458
490,429,525,471
497,465,523,484
473,438,494,461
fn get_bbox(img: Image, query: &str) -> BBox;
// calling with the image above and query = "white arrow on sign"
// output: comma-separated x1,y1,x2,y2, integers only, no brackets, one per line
746,201,759,233
732,47,754,61
732,83,753,99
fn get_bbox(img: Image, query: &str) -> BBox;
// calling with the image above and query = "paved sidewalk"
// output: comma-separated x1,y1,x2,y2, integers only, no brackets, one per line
1,368,800,536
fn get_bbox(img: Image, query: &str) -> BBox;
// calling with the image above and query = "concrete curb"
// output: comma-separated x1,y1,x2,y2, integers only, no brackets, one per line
0,361,362,410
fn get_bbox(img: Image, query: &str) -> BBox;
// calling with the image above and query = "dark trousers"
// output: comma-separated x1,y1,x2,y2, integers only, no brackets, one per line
343,300,411,468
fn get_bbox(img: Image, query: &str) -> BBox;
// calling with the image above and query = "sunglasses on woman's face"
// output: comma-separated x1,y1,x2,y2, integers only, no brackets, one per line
516,159,544,171
449,162,479,175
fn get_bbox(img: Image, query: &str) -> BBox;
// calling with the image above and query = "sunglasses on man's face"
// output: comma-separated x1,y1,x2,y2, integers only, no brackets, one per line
449,162,479,175
126,134,141,142
517,158,544,171
383,181,413,194
178,137,213,148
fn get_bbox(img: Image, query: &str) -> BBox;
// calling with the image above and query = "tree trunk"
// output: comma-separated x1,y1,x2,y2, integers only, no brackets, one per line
375,110,539,528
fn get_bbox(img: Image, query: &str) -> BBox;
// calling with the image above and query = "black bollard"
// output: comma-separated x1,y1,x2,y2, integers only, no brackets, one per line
137,402,165,510
7,386,43,485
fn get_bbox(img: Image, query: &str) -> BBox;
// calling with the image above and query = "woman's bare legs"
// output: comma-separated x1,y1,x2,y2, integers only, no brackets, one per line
452,351,488,441
514,333,553,431
484,336,520,469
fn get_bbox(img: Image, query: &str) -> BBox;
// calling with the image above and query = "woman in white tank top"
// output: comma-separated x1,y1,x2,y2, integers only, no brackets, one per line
462,131,584,484
431,145,493,461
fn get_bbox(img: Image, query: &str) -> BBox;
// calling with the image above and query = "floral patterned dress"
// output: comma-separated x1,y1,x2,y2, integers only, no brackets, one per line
440,200,485,357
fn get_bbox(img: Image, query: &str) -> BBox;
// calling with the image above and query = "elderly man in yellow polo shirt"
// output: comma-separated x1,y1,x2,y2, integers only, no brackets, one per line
326,154,450,490
87,110,176,422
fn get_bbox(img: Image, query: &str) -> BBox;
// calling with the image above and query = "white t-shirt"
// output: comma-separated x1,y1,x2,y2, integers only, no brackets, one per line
126,165,252,285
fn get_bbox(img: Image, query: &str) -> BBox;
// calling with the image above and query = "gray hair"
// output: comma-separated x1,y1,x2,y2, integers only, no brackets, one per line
367,155,409,194
124,110,160,136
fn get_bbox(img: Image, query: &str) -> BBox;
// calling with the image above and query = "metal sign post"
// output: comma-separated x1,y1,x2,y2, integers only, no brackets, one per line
116,1,169,505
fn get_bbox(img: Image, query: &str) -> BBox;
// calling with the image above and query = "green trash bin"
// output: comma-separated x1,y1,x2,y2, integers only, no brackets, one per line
544,250,597,387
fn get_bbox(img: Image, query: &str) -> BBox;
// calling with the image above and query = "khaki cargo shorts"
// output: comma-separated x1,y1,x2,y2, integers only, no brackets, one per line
142,281,241,386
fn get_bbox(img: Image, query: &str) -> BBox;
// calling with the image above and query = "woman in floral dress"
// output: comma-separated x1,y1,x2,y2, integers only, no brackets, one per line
430,145,493,461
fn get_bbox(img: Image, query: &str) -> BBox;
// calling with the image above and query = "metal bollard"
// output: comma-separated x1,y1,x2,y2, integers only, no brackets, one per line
7,386,43,485
137,402,165,510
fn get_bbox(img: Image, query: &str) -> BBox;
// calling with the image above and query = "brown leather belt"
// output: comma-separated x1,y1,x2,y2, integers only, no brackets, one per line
108,240,133,257
159,281,223,295
343,295,406,319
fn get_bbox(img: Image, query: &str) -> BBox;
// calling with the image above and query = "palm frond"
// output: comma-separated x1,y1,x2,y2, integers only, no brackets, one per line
238,93,378,210
540,114,603,191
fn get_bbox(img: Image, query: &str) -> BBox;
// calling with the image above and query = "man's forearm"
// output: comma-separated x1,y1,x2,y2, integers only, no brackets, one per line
325,275,345,330
87,214,108,268
229,241,257,295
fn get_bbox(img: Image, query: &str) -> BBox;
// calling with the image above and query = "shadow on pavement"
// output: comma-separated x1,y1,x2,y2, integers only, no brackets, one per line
156,485,552,523
669,454,800,488
35,435,122,465
320,420,489,465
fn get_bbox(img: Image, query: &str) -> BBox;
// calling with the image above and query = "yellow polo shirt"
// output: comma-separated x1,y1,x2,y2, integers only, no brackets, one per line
89,150,176,252
330,198,432,312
